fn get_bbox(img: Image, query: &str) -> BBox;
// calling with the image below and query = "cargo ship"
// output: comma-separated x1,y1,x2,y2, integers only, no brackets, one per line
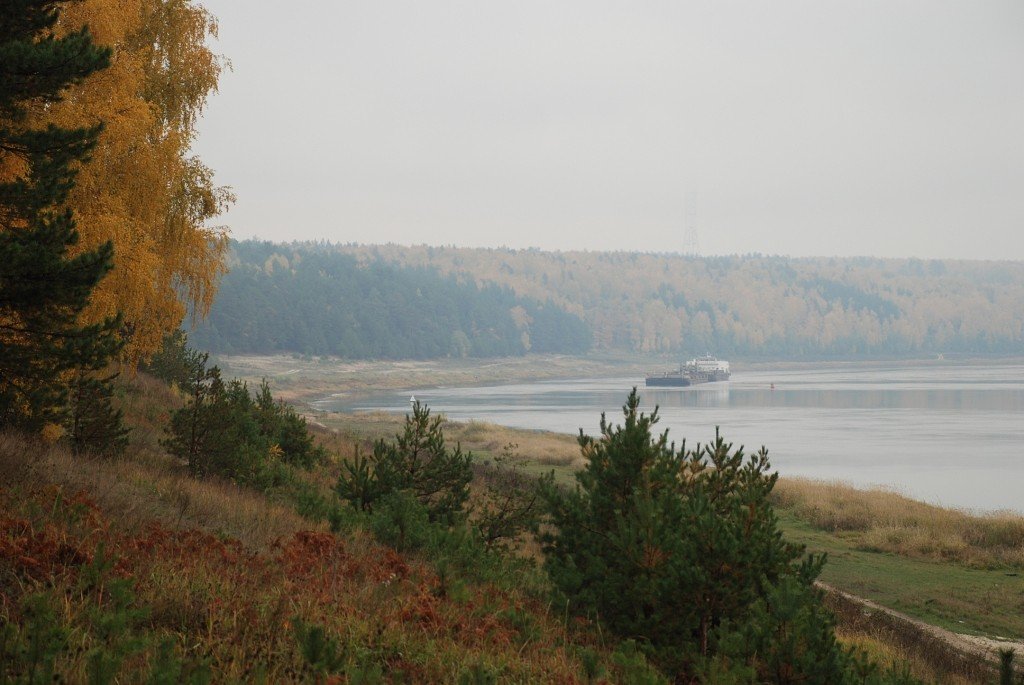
645,355,731,387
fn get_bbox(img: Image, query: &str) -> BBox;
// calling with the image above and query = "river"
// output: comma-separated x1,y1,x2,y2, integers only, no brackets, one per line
313,362,1024,513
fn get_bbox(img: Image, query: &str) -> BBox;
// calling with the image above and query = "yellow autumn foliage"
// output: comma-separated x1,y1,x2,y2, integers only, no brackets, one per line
40,423,66,445
37,0,231,363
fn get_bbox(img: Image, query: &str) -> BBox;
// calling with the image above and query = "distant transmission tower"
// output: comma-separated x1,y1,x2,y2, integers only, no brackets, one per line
683,192,700,255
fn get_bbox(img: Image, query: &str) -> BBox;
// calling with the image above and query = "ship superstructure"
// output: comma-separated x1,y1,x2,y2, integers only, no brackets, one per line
645,355,731,387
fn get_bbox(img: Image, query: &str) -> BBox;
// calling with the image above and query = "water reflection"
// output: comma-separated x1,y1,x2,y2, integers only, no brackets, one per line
642,386,731,408
690,387,1024,411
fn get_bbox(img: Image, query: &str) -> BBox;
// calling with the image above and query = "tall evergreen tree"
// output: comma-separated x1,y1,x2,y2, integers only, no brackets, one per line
0,1,122,433
541,389,827,679
161,351,221,474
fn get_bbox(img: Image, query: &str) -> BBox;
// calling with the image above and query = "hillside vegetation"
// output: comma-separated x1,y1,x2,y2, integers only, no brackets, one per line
6,371,1019,683
0,371,620,682
326,409,1024,642
348,244,1024,357
190,241,591,358
0,444,595,680
194,241,1024,359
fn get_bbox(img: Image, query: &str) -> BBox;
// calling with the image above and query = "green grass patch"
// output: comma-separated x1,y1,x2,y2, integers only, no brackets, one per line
778,511,1024,639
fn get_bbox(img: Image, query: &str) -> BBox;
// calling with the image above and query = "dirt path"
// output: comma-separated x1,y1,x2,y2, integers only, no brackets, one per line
821,583,1023,682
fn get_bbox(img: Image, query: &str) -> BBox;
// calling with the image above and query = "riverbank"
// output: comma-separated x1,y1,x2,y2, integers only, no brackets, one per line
231,353,1024,649
199,354,1024,679
217,352,1024,407
315,410,1024,650
216,352,653,404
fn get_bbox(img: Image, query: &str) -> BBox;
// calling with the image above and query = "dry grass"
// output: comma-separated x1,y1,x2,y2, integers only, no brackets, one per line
446,420,582,468
0,419,611,682
0,477,604,682
824,584,1020,684
0,432,316,551
315,411,582,470
116,371,184,451
773,478,1024,568
836,629,975,685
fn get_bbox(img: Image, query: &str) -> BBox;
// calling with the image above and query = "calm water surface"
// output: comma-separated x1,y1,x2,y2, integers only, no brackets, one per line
314,363,1024,513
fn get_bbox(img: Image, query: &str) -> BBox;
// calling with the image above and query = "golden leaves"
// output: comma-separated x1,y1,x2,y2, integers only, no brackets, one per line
36,0,232,363
41,423,66,444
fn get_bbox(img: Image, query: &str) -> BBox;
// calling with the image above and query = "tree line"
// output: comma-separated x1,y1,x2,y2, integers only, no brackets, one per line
189,240,593,359
332,243,1024,358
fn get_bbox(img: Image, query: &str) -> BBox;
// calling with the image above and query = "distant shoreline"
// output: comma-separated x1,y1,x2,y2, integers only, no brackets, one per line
214,351,1024,407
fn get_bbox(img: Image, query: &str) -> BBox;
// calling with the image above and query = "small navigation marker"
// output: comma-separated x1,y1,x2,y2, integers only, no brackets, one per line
409,395,416,404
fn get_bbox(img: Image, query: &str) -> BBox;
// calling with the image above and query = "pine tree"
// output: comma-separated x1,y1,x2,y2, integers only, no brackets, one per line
0,1,122,433
142,329,208,391
67,369,128,455
541,389,817,678
253,378,324,469
337,402,473,523
161,354,226,476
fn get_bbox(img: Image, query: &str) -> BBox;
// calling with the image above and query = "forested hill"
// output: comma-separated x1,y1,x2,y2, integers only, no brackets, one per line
188,241,591,358
194,240,1024,359
361,244,1023,357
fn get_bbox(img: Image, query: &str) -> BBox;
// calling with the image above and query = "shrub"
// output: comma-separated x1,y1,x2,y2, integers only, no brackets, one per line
370,491,433,553
541,389,915,683
473,442,552,551
66,369,129,456
0,594,68,684
292,618,345,679
712,571,853,683
337,402,472,524
162,356,324,486
609,640,669,685
142,330,207,392
253,379,326,469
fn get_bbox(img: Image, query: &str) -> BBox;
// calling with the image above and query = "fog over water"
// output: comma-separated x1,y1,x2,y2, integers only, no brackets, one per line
315,363,1024,513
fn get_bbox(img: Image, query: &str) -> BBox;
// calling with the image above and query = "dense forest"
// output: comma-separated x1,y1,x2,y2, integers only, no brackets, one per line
196,241,1024,359
189,241,592,358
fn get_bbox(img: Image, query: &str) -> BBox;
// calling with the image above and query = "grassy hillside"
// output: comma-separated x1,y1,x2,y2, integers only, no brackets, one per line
0,448,614,681
3,374,1019,683
0,377,620,682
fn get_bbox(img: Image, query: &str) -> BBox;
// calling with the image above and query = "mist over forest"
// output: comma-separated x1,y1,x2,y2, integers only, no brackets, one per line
189,241,592,358
191,240,1024,359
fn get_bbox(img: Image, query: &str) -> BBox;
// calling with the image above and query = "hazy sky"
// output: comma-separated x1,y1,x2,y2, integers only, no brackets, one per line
194,1,1024,259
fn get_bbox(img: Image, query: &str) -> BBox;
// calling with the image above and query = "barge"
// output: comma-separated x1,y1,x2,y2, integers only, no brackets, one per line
645,355,731,387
